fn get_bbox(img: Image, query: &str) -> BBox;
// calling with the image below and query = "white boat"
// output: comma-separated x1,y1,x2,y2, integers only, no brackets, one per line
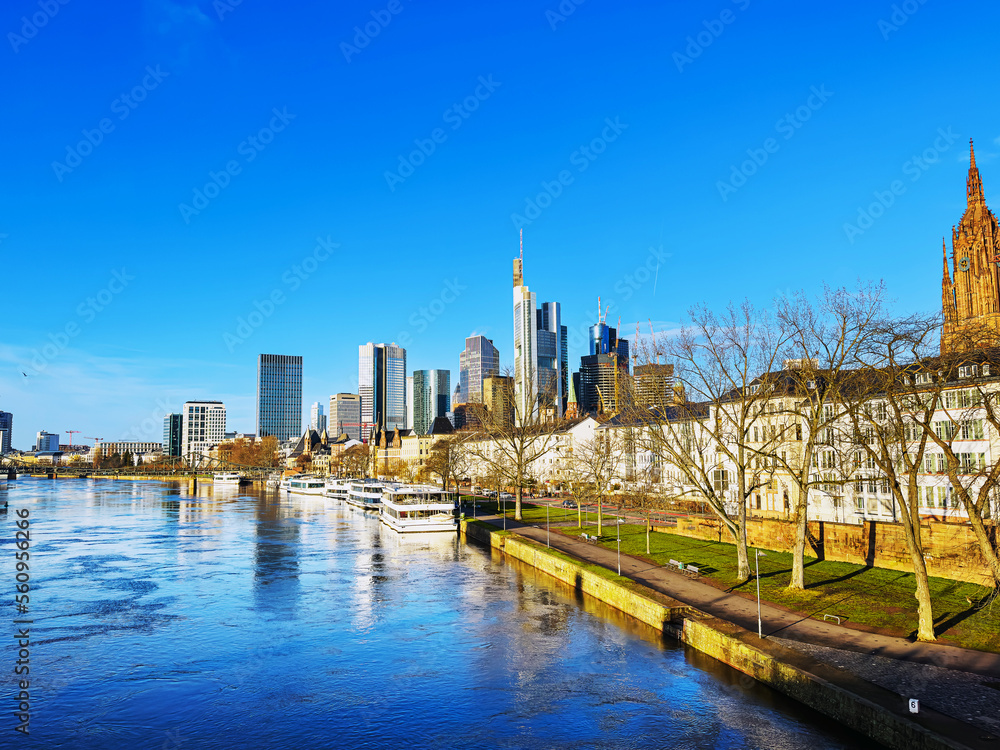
287,475,325,495
324,478,351,502
213,472,242,485
379,485,458,533
265,473,282,488
345,479,386,510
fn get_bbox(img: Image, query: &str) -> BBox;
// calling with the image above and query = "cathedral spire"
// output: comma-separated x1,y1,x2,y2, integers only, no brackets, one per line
942,238,951,283
968,139,985,207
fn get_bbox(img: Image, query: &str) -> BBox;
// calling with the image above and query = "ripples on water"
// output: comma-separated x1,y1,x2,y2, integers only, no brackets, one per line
0,480,880,749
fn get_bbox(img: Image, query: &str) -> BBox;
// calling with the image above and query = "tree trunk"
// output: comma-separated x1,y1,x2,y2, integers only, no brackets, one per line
597,492,603,536
898,499,936,641
646,513,651,555
736,499,750,582
515,485,523,521
789,483,808,590
964,505,1000,588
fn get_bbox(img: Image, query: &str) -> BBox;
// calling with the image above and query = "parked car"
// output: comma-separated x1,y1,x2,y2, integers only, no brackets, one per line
560,499,576,508
499,492,513,500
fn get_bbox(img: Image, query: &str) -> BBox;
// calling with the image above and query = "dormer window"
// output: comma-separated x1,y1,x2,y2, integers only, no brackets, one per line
915,372,933,385
806,380,816,390
959,365,977,379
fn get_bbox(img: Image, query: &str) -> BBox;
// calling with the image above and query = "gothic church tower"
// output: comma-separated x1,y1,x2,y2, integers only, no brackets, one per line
941,140,1000,353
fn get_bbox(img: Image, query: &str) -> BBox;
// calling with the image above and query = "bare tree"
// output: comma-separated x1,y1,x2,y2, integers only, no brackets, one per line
773,283,887,590
637,300,788,582
567,429,624,536
342,444,370,478
425,435,471,491
469,368,562,521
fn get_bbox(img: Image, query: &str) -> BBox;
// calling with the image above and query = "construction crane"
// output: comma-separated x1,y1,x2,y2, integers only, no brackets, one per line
65,430,80,448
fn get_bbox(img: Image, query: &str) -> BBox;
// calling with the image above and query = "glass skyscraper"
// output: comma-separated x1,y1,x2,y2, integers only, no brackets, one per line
162,413,182,458
412,369,451,435
458,335,500,404
358,343,407,434
256,354,303,441
0,411,12,454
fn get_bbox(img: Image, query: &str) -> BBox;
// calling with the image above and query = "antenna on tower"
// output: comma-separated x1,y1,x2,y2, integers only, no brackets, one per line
519,229,523,260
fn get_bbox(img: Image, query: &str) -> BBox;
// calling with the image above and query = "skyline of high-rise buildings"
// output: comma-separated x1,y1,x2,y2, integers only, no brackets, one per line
256,354,303,441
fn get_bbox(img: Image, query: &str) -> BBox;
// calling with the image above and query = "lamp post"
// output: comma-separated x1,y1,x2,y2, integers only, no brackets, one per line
617,516,625,575
756,549,767,639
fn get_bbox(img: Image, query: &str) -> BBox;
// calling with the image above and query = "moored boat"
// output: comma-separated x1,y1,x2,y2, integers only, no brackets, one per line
287,475,325,495
379,485,458,533
213,472,242,485
345,479,386,510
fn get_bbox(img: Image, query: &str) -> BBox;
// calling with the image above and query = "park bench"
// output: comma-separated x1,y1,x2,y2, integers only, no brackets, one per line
684,564,701,579
581,533,599,542
667,559,684,571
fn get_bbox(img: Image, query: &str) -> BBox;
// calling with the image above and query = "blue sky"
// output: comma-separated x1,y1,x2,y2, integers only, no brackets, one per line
2,0,999,449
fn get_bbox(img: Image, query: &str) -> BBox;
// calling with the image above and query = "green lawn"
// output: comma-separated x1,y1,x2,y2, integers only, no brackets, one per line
470,498,1000,652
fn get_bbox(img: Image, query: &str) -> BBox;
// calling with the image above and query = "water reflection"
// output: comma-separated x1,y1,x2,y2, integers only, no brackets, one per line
0,479,879,750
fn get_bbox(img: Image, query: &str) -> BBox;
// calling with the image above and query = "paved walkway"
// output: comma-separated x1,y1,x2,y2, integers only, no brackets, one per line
475,513,1000,679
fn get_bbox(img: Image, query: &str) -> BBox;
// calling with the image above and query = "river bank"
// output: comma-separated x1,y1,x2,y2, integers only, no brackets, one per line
462,518,995,750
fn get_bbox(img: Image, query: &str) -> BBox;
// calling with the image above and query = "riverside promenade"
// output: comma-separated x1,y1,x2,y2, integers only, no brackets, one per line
475,511,1000,744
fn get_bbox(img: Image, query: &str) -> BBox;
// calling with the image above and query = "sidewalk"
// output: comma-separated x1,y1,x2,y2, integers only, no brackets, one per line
476,513,1000,679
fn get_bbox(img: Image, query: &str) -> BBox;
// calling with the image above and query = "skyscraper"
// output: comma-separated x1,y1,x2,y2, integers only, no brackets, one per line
329,393,362,441
310,402,326,433
358,343,407,434
459,335,500,404
412,369,451,435
513,234,564,420
256,354,303,441
580,319,630,415
0,411,12,454
162,413,182,458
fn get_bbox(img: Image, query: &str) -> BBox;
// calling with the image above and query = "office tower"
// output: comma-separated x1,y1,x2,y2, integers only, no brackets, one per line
513,236,564,420
256,354,303,441
459,335,500,404
484,375,514,428
182,401,227,463
412,369,451,435
634,363,675,407
329,393,362,441
406,376,414,430
0,411,11,454
537,301,566,416
35,431,59,452
310,402,326,433
580,319,630,415
162,414,183,458
358,343,407,433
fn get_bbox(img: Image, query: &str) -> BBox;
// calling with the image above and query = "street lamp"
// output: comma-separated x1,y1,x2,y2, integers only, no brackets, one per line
756,549,767,639
617,517,625,575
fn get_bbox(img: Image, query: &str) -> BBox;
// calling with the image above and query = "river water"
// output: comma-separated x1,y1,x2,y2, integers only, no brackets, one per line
0,479,879,749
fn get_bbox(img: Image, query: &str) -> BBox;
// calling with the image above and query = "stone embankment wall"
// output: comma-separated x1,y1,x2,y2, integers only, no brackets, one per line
463,520,978,750
660,515,993,586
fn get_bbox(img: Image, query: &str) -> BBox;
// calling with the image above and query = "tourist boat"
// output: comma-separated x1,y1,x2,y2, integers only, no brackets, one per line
287,475,326,495
379,485,458,533
213,472,242,485
345,479,386,510
265,472,282,489
324,478,351,503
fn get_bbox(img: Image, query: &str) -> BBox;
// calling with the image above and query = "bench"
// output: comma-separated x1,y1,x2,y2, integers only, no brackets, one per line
667,559,684,571
684,564,701,578
581,533,600,542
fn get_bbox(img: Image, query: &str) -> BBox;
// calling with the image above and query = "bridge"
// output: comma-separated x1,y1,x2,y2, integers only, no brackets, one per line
0,454,282,482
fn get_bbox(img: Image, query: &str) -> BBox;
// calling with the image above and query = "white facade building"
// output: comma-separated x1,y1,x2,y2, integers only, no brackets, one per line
182,401,227,465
